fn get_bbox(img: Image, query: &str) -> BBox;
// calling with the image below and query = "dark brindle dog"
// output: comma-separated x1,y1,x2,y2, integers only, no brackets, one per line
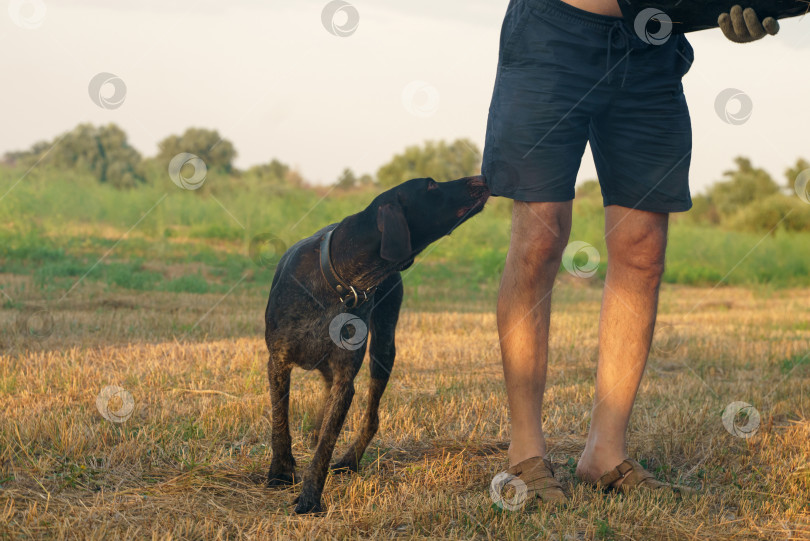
264,175,489,514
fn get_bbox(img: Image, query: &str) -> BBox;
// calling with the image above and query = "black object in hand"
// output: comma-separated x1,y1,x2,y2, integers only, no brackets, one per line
618,0,807,33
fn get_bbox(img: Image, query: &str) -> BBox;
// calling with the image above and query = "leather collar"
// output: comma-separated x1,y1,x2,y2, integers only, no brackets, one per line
319,229,376,308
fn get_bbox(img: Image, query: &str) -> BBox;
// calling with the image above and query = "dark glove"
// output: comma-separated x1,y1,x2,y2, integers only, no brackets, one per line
718,5,779,43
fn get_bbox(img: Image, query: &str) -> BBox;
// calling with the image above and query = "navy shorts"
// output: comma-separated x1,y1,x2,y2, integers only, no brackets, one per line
482,0,695,213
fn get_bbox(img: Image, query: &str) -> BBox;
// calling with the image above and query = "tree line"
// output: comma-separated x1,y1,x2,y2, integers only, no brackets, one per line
1,123,481,191
2,123,808,232
685,156,810,233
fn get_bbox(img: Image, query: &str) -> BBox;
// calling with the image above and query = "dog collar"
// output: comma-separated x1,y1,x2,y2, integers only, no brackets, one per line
319,229,376,308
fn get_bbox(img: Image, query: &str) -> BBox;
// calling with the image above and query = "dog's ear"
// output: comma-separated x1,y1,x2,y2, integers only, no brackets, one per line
376,202,412,262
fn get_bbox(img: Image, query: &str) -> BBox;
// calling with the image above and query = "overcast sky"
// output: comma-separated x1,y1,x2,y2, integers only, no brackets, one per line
2,0,808,193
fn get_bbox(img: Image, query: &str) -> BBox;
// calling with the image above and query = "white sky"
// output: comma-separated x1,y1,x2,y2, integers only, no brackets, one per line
1,0,809,192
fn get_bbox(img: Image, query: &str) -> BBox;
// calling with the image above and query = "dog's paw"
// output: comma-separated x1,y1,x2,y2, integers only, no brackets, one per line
266,471,296,487
330,459,359,474
293,494,324,515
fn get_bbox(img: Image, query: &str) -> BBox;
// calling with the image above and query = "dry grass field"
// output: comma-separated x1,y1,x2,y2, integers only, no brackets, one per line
0,274,808,540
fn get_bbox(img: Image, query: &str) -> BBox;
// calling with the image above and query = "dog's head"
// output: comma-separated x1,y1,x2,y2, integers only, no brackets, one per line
372,175,490,263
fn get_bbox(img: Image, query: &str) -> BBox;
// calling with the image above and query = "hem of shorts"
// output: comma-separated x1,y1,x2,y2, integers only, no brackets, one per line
490,189,575,203
602,196,693,213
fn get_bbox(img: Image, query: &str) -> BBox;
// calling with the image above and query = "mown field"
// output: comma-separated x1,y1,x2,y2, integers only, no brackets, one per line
1,281,808,539
0,168,809,539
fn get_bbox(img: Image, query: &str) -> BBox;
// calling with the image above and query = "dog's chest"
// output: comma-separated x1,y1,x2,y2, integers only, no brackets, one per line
276,302,372,366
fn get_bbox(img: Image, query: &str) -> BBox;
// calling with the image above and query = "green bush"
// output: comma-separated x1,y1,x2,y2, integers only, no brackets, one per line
725,193,810,233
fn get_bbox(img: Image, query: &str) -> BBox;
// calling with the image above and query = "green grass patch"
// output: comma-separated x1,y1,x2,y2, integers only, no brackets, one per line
1,167,810,307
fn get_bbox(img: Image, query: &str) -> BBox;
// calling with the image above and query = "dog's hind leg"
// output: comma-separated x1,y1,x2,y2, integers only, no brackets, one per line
267,351,296,487
332,274,403,473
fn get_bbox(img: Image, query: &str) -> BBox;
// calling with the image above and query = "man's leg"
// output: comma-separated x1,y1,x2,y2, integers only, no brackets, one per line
576,205,668,481
499,200,572,466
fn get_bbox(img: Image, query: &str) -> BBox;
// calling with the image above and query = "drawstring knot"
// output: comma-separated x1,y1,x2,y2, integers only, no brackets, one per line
606,20,635,87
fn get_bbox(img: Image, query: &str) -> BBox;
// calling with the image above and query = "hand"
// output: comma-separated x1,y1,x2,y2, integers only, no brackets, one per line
718,5,779,43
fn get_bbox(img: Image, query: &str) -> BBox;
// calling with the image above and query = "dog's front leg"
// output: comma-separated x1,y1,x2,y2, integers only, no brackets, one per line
294,377,355,514
307,374,332,448
333,274,402,473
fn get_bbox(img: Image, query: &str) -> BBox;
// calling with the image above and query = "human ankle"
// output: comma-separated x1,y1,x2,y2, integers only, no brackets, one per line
578,437,628,473
508,436,547,466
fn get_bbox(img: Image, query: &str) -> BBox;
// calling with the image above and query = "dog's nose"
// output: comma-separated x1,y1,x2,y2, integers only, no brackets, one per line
467,175,486,188
466,175,490,199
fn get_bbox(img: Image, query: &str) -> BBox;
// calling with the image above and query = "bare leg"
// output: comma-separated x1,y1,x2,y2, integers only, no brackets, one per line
576,206,668,481
499,200,572,466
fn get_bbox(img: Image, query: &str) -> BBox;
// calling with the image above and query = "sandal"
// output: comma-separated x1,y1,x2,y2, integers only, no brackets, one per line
591,459,697,496
504,456,567,505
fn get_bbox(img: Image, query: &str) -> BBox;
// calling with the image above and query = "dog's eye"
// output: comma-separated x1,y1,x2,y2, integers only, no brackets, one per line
427,180,439,191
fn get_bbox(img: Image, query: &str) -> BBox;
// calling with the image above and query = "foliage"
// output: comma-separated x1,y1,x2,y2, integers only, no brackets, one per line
680,194,720,226
682,156,810,232
2,162,810,297
784,158,810,191
376,138,481,188
155,127,237,174
707,156,780,218
724,193,810,233
334,168,374,189
575,179,602,199
241,159,304,188
2,123,809,239
2,123,144,188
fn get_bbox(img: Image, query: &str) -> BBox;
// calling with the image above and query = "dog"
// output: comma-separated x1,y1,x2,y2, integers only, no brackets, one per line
264,175,490,514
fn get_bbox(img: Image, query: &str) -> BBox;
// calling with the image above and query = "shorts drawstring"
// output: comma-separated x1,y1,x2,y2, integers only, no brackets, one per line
606,20,634,87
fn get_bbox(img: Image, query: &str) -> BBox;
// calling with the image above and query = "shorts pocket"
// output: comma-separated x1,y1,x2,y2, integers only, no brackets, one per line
500,0,532,65
675,34,694,77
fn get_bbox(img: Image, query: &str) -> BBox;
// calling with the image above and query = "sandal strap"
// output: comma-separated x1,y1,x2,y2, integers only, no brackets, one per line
596,459,694,494
505,456,566,502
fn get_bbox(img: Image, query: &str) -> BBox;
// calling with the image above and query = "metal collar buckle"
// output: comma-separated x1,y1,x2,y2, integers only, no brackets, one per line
338,285,369,309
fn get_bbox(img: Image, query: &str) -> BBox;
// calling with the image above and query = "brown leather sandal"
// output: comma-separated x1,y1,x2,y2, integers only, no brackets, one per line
504,456,567,505
592,459,697,496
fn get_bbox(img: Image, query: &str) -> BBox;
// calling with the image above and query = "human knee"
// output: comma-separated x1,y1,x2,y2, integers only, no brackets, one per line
509,201,571,271
608,229,667,278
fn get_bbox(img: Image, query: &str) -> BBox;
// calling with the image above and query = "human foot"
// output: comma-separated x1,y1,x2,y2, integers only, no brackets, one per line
575,447,628,484
578,457,697,496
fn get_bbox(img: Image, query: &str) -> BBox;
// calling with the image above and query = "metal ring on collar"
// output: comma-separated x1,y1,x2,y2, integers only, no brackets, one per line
342,286,359,308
